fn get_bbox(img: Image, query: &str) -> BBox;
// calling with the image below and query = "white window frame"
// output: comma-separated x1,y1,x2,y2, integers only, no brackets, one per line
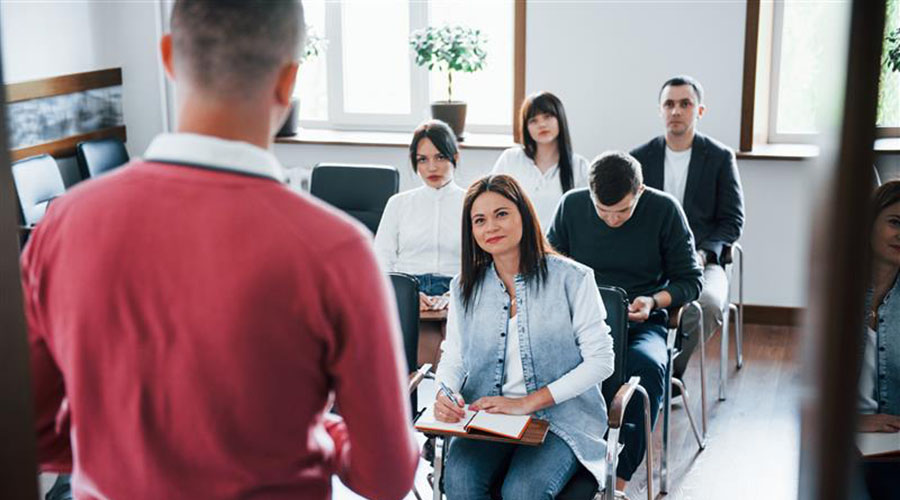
299,1,513,135
768,0,899,144
767,0,816,144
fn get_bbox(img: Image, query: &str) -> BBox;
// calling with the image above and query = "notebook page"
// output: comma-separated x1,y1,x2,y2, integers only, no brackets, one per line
466,412,531,439
857,431,900,456
415,405,477,434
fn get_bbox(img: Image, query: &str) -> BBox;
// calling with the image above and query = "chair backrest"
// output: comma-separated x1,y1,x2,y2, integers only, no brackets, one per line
388,273,420,375
598,285,629,406
11,154,65,227
75,137,129,179
309,163,399,234
389,272,420,417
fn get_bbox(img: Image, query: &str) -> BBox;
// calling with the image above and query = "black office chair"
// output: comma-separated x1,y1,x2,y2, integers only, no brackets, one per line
425,285,655,500
388,272,422,415
12,154,66,246
309,163,399,235
75,137,129,179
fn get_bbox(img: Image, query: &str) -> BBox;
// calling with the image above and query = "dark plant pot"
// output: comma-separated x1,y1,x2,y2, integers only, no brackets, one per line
276,98,299,137
431,101,467,141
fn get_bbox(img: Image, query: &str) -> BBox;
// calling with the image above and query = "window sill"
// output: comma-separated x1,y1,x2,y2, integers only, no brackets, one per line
274,128,516,151
737,139,900,161
736,143,819,161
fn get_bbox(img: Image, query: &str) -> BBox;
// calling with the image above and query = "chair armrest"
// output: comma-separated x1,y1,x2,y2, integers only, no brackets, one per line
608,376,642,428
408,363,433,394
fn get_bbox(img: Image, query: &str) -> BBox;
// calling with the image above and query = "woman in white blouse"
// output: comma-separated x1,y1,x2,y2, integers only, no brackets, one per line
491,91,590,230
375,120,465,311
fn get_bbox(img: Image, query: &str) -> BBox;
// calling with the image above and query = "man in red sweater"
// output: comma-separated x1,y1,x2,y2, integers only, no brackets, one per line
21,1,419,498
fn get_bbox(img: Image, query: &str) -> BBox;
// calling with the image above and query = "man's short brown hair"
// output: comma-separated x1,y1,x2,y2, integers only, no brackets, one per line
171,0,305,95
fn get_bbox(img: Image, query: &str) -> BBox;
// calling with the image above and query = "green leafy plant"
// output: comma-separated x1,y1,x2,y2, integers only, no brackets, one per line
301,27,328,64
886,27,900,73
409,25,488,102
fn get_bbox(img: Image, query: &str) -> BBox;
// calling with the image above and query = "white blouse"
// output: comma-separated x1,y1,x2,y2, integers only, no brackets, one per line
491,147,590,230
374,182,465,277
859,326,878,414
438,270,613,405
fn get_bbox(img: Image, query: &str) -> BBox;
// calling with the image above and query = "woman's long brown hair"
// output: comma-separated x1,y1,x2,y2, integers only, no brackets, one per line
459,174,552,310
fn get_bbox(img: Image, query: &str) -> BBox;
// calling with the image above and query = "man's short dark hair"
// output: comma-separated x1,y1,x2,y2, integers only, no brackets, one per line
171,0,305,95
589,151,644,206
658,75,704,105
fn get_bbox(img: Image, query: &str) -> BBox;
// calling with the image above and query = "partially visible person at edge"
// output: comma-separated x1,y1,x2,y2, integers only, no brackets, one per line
434,174,615,498
375,119,465,312
491,91,590,230
857,180,900,500
21,1,418,498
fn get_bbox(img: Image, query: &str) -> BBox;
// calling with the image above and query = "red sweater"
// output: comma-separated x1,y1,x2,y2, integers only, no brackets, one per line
21,161,419,499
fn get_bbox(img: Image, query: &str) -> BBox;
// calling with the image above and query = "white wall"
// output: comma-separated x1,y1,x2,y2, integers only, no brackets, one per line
1,0,818,307
1,1,167,157
274,1,814,308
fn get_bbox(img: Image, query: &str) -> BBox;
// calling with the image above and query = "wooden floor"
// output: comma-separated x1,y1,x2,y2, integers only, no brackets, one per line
624,323,801,500
333,322,803,500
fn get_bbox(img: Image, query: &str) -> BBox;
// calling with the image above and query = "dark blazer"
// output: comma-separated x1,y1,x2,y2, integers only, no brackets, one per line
630,132,744,263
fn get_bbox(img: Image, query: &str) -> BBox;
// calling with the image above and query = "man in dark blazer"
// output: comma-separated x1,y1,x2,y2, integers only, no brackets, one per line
630,75,745,382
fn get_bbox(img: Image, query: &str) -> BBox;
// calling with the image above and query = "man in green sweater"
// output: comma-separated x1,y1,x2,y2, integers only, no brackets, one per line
547,150,702,492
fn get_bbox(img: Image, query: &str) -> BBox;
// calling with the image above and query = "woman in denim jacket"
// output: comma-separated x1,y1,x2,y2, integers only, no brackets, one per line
858,180,900,499
434,174,615,499
859,180,900,428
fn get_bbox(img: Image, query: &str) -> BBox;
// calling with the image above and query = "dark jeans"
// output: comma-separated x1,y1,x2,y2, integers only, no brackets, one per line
863,461,900,500
443,431,580,500
46,474,72,500
413,273,452,296
617,309,668,481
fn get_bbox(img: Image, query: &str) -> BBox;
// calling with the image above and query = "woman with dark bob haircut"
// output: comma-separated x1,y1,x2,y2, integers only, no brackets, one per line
434,174,614,498
375,119,465,310
857,180,900,499
491,91,590,230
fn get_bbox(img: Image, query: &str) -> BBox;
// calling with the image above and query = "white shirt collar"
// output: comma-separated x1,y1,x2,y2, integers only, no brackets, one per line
143,133,286,183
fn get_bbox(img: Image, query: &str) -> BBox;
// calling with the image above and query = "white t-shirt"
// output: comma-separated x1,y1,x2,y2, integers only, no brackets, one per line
491,147,590,230
373,182,465,276
859,325,878,414
663,146,692,205
502,314,528,397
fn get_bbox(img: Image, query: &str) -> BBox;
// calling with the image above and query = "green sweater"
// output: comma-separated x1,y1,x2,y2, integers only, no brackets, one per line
547,187,702,307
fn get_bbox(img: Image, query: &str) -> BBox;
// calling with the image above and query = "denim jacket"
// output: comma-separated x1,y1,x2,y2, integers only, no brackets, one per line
865,273,900,415
448,254,612,488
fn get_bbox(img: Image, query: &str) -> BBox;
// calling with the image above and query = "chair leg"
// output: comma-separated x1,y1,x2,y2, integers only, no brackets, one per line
636,386,655,500
731,303,744,369
719,305,729,402
660,347,673,494
672,378,706,450
604,427,621,500
431,436,445,500
697,315,708,439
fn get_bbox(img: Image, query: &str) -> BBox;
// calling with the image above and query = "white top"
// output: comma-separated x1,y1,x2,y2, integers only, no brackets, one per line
143,133,286,182
491,147,590,230
859,326,878,414
502,315,527,397
438,270,613,405
374,182,465,276
663,146,692,205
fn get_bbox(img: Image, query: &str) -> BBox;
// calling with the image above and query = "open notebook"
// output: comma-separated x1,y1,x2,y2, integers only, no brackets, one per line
415,405,532,440
857,431,900,457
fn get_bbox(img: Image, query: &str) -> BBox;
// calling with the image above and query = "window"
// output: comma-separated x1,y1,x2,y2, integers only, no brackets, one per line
741,0,899,150
294,0,515,134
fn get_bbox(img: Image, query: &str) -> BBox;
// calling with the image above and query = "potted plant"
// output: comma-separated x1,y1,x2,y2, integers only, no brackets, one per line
277,28,328,137
410,25,488,140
